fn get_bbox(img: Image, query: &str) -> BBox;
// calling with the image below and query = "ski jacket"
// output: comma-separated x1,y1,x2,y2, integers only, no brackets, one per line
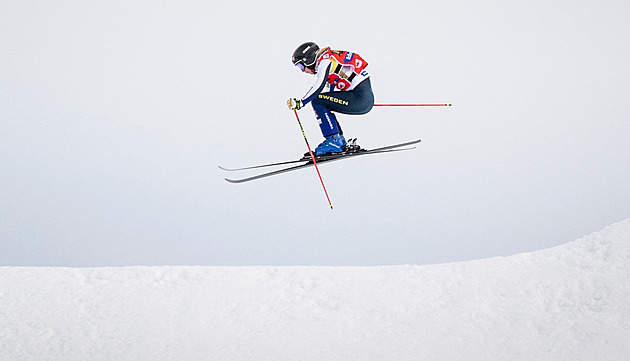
301,48,370,106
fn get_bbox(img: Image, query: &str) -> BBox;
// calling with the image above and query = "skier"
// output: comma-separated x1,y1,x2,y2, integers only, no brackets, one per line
287,42,374,155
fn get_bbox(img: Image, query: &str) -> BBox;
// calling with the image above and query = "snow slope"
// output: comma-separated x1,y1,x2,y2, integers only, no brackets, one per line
1,219,629,361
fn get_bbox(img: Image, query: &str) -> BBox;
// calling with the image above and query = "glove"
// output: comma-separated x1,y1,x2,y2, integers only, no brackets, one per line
287,98,303,111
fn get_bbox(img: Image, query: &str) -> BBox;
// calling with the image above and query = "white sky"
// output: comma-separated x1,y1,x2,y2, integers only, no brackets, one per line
1,0,629,266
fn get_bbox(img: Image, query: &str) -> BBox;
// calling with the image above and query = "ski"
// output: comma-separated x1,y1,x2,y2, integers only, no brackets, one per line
219,158,306,172
222,138,421,184
220,146,412,172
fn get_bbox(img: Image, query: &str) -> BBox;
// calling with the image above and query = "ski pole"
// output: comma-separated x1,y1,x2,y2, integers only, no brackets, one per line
292,109,334,210
374,103,452,107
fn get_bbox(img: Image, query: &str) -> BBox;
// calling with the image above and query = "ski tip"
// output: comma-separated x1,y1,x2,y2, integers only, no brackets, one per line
446,103,452,106
219,165,239,171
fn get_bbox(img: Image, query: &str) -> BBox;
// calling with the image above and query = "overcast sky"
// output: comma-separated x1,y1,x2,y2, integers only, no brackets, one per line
2,0,629,266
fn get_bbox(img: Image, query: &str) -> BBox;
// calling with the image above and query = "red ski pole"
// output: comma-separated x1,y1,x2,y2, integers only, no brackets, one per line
374,103,452,107
292,109,334,210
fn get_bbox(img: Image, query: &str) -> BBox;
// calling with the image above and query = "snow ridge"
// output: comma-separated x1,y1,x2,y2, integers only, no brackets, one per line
1,219,629,361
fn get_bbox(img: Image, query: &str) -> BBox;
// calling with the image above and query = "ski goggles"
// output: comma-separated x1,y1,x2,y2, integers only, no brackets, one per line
294,62,306,71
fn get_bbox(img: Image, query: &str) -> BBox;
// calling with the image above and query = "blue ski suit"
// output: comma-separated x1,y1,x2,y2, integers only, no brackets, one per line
300,48,374,137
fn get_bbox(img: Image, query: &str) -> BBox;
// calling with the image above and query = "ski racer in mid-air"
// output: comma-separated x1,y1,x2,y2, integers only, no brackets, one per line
287,42,374,155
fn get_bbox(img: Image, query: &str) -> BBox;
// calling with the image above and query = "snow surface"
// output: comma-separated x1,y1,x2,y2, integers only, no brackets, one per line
2,219,629,361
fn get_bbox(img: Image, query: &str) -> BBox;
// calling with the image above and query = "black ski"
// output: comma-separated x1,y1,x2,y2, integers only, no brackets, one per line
222,138,421,184
219,158,306,172
220,146,413,172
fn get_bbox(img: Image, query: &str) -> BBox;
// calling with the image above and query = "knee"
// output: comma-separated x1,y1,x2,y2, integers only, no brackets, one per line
311,99,330,114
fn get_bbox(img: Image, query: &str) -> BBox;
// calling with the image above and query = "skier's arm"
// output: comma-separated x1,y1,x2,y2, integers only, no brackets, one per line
301,61,331,106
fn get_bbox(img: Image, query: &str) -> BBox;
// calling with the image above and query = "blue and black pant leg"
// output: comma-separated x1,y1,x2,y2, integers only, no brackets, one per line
311,78,374,137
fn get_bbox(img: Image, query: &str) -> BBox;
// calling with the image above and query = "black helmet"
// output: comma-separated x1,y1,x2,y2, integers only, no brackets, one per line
292,42,319,70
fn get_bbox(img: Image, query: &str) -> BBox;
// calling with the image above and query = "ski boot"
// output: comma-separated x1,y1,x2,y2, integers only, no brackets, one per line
302,134,347,158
